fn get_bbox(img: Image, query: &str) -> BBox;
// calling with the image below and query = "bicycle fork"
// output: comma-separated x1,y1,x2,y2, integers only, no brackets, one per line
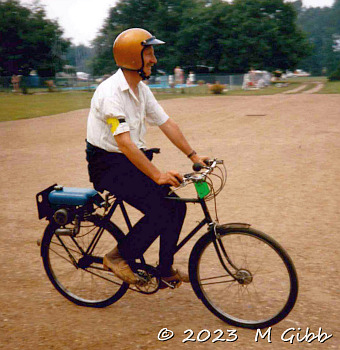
211,224,250,284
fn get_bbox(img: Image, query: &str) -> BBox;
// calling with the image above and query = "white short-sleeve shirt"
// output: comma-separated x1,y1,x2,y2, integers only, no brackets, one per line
87,69,169,153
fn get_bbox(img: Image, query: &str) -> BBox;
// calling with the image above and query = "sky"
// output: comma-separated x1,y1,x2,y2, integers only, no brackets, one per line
21,0,335,46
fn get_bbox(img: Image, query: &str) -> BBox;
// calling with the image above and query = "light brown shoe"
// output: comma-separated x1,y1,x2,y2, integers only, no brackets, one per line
103,248,138,285
160,267,190,289
176,268,190,283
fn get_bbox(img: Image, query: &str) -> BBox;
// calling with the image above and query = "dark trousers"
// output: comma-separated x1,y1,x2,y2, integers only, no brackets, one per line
87,145,187,276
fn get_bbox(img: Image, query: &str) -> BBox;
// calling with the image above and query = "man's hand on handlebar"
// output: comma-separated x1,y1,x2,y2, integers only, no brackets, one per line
190,153,210,167
156,170,183,187
155,154,215,188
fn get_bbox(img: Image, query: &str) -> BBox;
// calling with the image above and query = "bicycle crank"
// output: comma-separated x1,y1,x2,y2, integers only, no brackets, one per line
130,263,161,294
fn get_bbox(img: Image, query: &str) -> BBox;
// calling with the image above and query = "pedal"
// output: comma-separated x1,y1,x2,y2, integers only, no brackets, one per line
161,279,176,289
160,278,182,289
136,274,148,284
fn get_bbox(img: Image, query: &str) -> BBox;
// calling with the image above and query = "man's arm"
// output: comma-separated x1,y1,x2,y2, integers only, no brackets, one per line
159,117,206,164
115,131,182,187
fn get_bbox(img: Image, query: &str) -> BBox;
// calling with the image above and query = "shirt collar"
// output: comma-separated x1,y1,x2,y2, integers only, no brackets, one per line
117,68,130,92
116,68,141,102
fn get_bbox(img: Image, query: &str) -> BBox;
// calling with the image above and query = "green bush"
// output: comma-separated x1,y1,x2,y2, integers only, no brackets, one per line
328,63,340,81
209,84,225,94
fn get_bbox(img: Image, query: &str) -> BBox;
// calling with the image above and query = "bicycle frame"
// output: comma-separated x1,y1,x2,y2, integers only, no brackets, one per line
165,196,213,254
45,189,240,283
166,196,241,280
101,195,213,249
111,194,240,281
97,194,235,274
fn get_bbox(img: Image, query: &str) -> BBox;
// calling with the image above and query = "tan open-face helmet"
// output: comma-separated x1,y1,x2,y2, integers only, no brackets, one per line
113,28,165,79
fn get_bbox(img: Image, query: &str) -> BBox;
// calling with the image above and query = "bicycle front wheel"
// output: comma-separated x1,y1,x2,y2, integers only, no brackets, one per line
41,222,129,307
189,226,298,329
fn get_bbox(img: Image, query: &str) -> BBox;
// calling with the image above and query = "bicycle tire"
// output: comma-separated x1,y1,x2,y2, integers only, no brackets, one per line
189,226,298,329
41,222,129,308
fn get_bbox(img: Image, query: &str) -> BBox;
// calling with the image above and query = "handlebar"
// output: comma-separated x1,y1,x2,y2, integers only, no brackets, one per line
193,159,224,173
184,158,223,178
168,158,226,200
184,159,224,183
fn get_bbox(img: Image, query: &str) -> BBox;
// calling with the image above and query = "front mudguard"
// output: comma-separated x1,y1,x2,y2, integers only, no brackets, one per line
215,222,251,231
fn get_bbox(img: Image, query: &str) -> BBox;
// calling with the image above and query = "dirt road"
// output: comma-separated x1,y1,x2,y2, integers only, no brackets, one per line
0,94,339,349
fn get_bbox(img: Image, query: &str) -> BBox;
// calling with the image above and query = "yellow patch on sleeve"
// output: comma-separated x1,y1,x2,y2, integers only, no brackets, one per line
107,117,120,133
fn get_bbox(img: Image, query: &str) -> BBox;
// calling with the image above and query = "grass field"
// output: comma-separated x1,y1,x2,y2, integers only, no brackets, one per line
0,91,93,122
0,77,339,122
317,80,340,94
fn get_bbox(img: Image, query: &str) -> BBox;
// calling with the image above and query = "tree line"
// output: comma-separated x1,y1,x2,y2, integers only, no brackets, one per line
292,0,340,76
90,0,311,76
0,0,70,76
0,0,339,78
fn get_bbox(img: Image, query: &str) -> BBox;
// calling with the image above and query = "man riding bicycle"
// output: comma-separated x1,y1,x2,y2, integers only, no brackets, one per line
86,28,207,286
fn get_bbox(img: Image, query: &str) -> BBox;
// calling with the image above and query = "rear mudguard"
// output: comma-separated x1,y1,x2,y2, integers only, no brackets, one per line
38,223,57,257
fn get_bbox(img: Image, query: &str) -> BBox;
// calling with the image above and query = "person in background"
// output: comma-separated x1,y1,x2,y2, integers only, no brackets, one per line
174,65,183,85
189,71,196,85
11,74,20,92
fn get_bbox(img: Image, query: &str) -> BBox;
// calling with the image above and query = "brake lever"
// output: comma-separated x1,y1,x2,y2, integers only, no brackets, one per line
167,180,188,195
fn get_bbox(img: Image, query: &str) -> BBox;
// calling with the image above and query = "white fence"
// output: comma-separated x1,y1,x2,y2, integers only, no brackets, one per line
0,73,246,93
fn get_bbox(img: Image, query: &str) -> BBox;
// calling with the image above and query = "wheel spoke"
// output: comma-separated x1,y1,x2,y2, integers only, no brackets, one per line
49,246,77,267
200,279,236,286
50,239,82,257
200,274,234,281
85,267,123,287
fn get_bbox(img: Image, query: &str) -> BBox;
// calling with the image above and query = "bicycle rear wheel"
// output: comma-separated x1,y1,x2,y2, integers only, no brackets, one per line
189,226,298,329
41,222,129,307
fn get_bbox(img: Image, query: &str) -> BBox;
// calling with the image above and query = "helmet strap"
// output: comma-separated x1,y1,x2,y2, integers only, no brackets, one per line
138,46,151,80
138,69,150,80
119,66,150,80
118,46,151,80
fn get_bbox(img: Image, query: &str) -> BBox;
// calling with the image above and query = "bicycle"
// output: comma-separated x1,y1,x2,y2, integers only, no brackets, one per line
36,158,298,329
